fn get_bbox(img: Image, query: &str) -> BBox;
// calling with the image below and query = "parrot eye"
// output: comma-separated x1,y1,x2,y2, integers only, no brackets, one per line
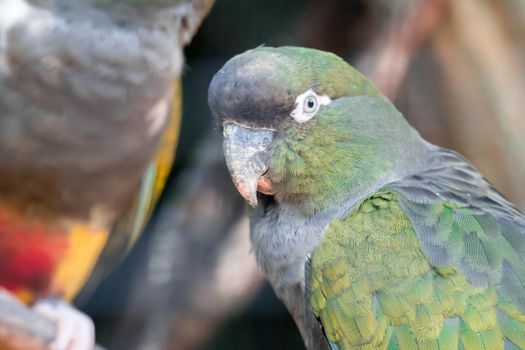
291,90,332,123
303,95,318,113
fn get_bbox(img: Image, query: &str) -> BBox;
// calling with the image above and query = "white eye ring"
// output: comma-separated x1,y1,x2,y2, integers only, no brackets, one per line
290,90,331,123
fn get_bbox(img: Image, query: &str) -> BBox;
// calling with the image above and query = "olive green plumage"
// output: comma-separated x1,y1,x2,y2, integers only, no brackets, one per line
208,46,525,350
311,191,525,349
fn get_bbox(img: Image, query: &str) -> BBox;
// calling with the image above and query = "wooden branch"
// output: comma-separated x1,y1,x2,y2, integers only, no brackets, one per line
358,0,449,99
431,0,525,208
139,217,265,350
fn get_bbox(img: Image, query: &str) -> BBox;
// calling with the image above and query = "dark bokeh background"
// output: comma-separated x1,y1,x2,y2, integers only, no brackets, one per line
79,0,525,349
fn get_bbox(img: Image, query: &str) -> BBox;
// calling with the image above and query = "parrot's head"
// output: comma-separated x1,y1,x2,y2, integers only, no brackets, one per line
209,46,423,214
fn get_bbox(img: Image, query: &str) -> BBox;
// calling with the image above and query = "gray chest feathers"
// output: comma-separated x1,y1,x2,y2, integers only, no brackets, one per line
249,202,340,350
249,203,332,302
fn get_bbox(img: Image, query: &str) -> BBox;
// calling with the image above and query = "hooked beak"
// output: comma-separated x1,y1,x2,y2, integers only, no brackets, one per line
223,123,275,207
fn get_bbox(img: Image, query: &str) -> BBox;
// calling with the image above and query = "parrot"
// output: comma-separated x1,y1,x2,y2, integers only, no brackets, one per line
0,0,212,348
208,46,525,350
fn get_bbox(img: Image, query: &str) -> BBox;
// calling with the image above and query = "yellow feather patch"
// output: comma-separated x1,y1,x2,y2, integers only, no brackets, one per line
51,222,110,301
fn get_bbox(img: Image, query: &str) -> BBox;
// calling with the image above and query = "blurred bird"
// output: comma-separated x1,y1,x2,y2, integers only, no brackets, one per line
209,47,525,349
0,0,212,348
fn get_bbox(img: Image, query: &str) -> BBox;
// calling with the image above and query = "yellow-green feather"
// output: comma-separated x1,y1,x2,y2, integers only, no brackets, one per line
310,191,525,349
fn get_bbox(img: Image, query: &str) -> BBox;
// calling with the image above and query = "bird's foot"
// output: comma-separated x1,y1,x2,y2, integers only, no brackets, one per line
33,299,95,350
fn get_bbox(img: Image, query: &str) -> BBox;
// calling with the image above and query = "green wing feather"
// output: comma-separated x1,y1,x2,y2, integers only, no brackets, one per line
310,149,525,350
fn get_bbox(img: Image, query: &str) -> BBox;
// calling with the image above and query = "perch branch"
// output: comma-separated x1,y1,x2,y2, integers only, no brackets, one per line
358,0,449,99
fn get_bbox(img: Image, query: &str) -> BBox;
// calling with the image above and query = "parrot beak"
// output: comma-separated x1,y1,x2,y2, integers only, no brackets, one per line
223,123,275,207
